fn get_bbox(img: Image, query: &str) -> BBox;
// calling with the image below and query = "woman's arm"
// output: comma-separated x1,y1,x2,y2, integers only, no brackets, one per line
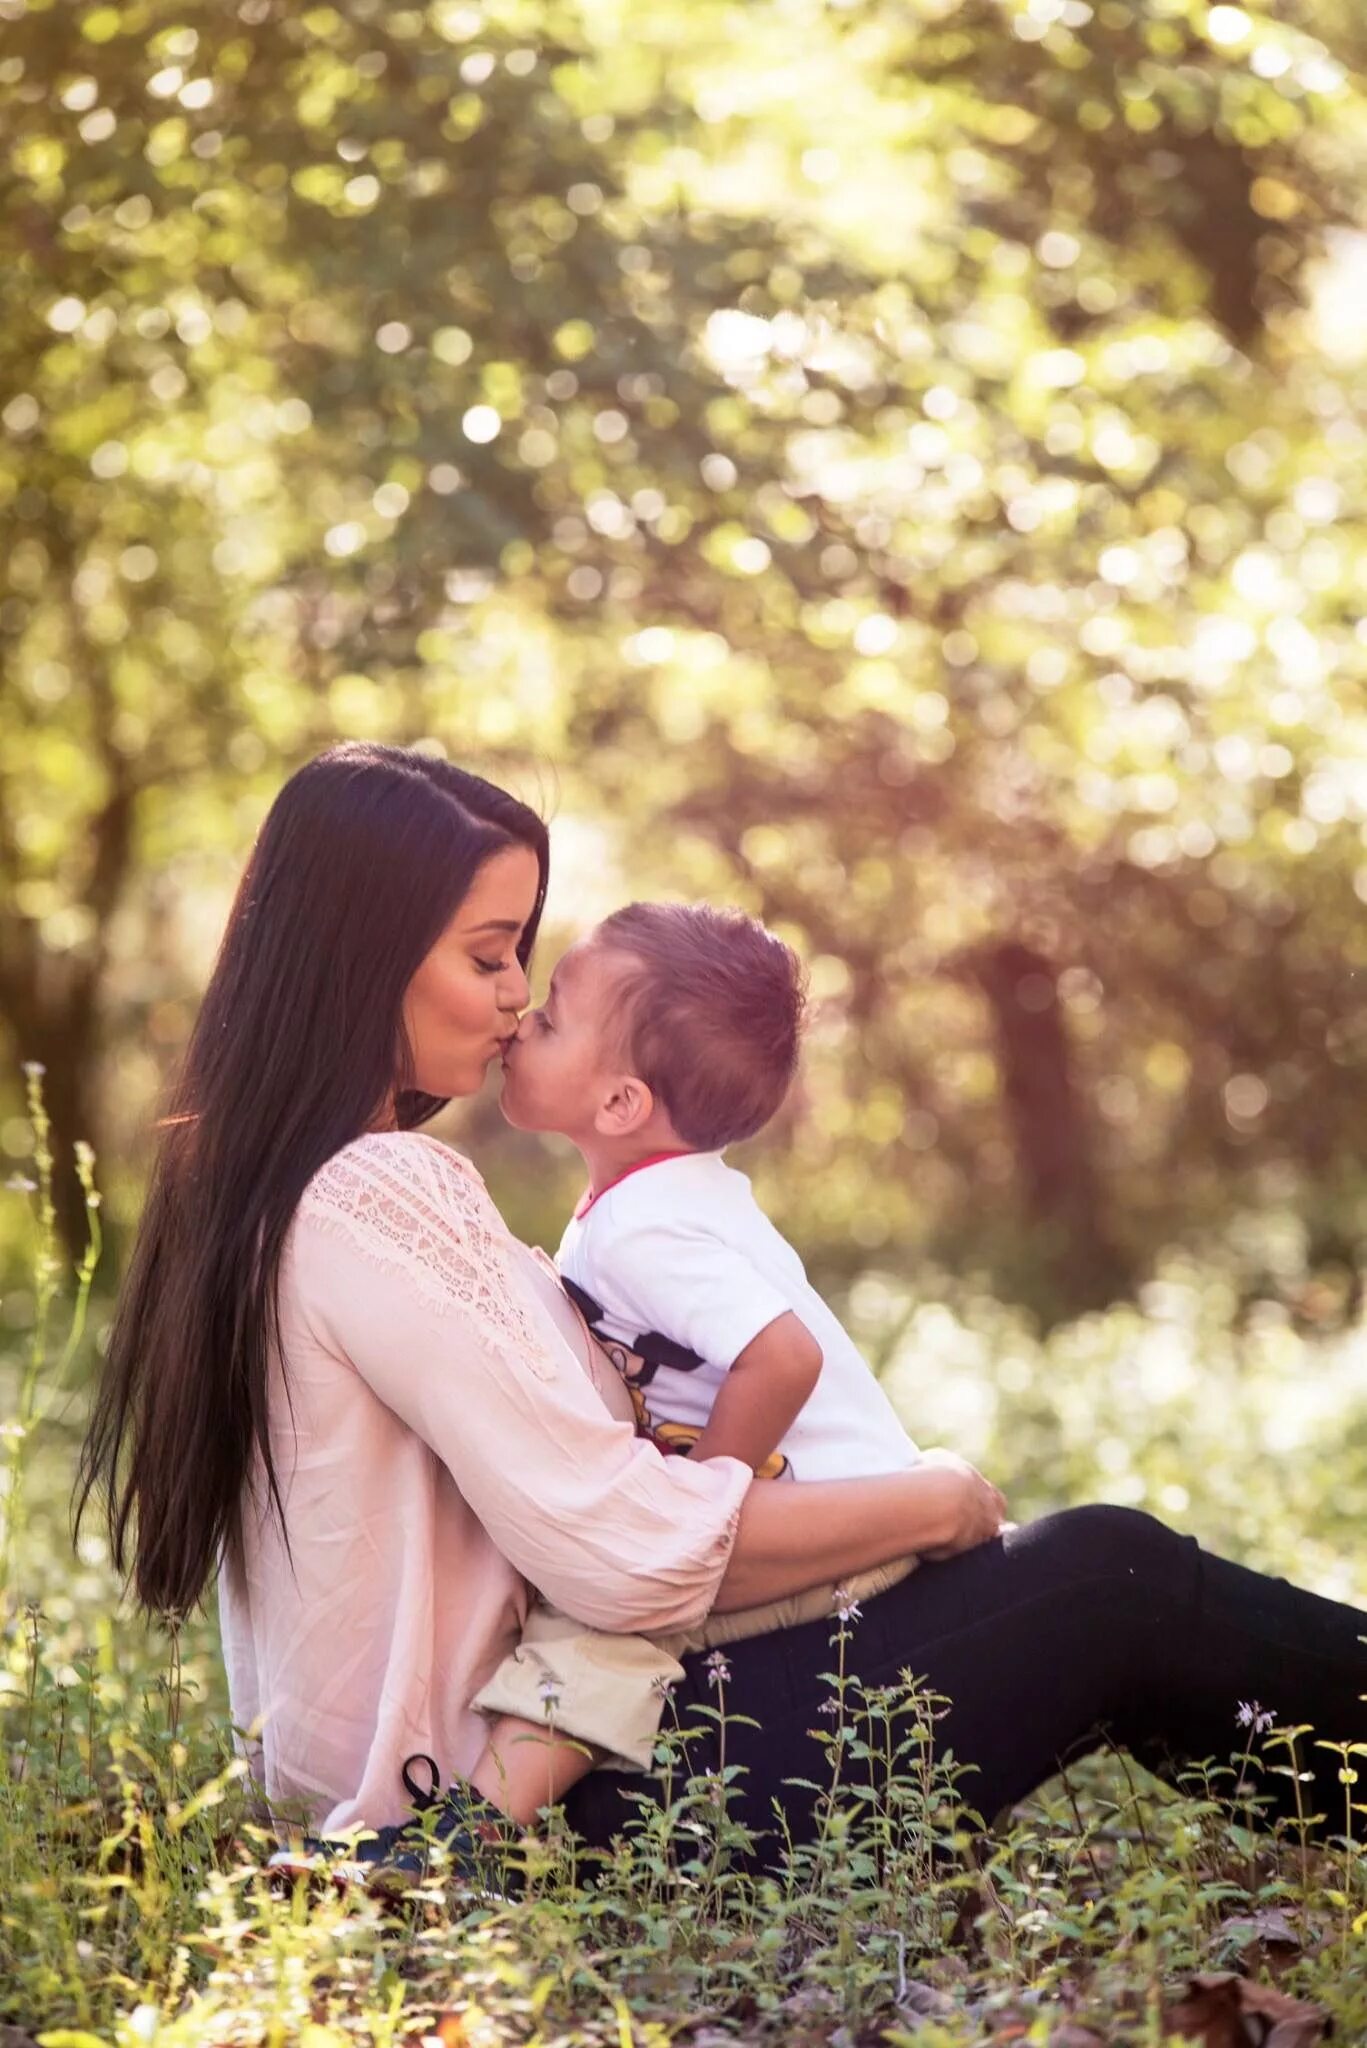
715,1451,1007,1611
297,1136,1004,1637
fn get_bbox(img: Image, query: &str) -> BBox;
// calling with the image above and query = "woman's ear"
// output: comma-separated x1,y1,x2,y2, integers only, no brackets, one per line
593,1074,655,1139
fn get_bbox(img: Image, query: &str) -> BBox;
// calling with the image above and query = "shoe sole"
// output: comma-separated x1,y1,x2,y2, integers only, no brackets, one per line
266,1847,506,1904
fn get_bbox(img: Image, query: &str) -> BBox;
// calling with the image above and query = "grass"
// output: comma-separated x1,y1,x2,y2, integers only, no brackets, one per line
0,1082,1364,2045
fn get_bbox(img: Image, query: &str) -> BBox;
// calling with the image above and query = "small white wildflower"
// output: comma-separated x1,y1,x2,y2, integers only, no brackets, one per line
833,1587,862,1626
1236,1700,1275,1735
818,1697,840,1718
650,1673,676,1700
536,1674,562,1712
4,1175,38,1194
705,1649,730,1689
22,1060,46,1079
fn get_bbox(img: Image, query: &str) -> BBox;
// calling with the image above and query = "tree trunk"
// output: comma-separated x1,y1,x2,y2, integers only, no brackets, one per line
0,972,105,1266
1,783,133,1268
36,999,105,1267
961,939,1132,1310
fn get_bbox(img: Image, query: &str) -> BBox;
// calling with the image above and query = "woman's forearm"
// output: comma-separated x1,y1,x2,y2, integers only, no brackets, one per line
714,1466,965,1611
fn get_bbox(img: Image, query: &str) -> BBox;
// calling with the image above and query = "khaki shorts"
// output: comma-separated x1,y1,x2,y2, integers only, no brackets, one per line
471,1553,917,1772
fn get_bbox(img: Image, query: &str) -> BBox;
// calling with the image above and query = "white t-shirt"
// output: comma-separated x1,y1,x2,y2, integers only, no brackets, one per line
556,1151,919,1482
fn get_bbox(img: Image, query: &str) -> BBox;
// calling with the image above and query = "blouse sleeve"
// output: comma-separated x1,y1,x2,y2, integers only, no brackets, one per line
289,1132,751,1634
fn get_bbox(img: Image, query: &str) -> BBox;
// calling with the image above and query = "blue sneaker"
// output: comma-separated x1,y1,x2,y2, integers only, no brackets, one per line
267,1755,513,1899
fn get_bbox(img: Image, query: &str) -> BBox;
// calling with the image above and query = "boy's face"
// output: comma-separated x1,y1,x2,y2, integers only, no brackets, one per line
498,937,627,1140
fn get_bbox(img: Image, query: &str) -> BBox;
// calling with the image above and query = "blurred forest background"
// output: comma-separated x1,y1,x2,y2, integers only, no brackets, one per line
2,0,1365,1364
4,34,1367,2026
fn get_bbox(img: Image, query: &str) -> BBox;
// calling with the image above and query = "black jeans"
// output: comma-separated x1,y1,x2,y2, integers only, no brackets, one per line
564,1506,1367,1866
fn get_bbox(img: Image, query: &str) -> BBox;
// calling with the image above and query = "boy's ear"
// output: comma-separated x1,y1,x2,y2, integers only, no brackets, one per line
593,1074,655,1139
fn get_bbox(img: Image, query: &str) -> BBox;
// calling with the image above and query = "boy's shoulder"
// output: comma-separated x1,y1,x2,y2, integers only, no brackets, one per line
592,1151,756,1236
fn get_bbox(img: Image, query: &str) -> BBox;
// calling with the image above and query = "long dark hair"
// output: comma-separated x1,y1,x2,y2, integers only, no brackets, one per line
75,743,549,1616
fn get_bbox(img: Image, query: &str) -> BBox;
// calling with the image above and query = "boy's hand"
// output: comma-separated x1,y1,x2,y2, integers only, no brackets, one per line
687,1312,823,1474
912,1448,1008,1560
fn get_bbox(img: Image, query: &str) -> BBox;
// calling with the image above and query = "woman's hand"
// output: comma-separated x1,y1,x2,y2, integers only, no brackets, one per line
715,1446,1009,1611
912,1448,1009,1561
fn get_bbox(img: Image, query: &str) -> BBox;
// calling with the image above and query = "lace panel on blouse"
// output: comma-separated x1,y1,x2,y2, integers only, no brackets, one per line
297,1132,557,1381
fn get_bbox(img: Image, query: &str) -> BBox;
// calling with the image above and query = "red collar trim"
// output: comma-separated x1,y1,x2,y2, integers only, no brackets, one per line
575,1150,693,1221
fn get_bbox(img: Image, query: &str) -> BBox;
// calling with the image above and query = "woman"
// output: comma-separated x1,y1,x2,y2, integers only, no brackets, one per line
77,743,1365,1873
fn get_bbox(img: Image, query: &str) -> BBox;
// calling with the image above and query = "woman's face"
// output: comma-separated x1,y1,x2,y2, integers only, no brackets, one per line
401,844,540,1101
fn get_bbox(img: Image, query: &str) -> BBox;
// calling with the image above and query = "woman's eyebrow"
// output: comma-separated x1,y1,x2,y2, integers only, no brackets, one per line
464,918,524,936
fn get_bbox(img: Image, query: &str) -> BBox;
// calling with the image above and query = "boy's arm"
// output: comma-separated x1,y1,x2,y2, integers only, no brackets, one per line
688,1311,822,1472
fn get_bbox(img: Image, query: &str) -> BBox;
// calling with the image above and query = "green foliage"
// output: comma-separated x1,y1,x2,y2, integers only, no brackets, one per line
2,1512,1365,2043
2,0,1366,1301
3,2,1367,2016
2,1071,1365,2041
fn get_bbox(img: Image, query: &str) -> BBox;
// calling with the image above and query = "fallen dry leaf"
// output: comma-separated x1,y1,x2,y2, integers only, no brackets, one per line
1162,1969,1327,2047
1217,1906,1303,1955
896,1981,957,2020
429,2012,501,2048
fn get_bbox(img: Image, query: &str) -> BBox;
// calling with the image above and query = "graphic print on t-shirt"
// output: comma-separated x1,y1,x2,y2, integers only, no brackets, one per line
562,1274,792,1481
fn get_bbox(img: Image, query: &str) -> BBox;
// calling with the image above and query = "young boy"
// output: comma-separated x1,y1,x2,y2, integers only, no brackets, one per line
463,902,920,1822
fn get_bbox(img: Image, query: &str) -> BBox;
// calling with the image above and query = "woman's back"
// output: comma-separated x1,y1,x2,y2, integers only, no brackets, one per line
221,1132,532,1833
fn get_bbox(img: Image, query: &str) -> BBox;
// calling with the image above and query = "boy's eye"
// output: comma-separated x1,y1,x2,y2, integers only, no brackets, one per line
474,956,510,976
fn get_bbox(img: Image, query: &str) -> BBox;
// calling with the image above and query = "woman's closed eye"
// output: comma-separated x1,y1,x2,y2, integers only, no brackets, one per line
474,956,512,976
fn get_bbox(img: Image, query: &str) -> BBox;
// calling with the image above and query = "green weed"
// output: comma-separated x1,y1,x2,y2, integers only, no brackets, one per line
1,1085,1363,2045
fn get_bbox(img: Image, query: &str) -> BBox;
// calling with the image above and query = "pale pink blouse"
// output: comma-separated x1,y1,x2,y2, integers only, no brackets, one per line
217,1130,751,1836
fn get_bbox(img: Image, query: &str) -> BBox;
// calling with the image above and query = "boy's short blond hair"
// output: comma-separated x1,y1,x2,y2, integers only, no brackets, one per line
595,902,807,1151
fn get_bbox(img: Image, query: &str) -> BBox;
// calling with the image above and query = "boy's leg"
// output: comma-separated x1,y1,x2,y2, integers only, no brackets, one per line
469,1716,598,1826
690,1552,918,1651
471,1603,686,1776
